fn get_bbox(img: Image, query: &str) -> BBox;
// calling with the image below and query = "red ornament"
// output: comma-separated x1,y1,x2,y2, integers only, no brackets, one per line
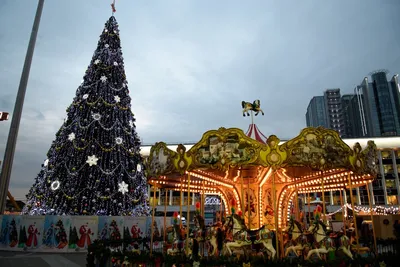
195,202,201,209
238,211,243,216
173,211,179,218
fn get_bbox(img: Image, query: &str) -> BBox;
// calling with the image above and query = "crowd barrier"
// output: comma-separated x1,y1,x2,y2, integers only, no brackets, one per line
0,215,171,253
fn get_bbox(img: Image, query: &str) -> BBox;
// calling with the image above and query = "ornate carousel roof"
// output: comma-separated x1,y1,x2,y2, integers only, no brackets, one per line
145,126,378,193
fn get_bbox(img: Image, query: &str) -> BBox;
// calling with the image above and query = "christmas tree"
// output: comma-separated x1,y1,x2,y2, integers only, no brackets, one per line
21,16,149,216
68,226,78,248
109,220,121,248
55,219,68,248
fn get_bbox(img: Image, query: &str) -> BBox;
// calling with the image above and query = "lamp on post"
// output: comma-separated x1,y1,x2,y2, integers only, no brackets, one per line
0,112,9,121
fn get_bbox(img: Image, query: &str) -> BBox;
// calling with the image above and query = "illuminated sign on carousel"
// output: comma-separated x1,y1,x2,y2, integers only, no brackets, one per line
205,196,221,206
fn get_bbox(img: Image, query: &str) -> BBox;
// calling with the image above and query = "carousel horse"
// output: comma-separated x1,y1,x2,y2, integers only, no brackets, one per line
224,214,276,259
345,228,370,257
205,221,225,256
166,224,186,255
284,219,309,257
242,100,264,117
334,231,354,260
305,220,336,261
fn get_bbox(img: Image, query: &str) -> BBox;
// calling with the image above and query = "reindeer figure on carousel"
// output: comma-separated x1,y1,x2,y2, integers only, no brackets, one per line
224,213,276,259
305,206,337,261
241,100,265,117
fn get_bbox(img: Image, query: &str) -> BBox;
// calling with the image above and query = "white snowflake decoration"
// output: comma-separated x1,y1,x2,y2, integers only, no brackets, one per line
122,83,126,88
105,44,109,48
44,159,49,167
68,132,76,141
104,29,108,33
114,95,120,103
128,120,134,128
115,137,123,145
137,164,142,172
100,76,107,83
118,181,129,195
83,94,89,100
92,113,101,121
86,155,99,166
51,180,61,191
113,62,118,66
94,59,100,65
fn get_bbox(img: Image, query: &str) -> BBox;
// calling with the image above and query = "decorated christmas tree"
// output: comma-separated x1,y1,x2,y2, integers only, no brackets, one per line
68,226,78,248
21,16,149,216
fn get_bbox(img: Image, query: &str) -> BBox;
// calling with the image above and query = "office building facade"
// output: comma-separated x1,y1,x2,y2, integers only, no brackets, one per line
306,89,346,137
354,71,400,137
306,96,328,128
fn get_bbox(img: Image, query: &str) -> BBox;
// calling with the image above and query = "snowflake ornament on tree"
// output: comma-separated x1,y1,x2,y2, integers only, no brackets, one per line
22,16,150,216
118,181,129,195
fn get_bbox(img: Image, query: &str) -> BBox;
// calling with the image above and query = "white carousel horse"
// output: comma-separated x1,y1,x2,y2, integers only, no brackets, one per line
225,214,276,259
205,222,225,256
242,100,264,117
167,224,185,255
336,231,353,260
305,221,336,261
284,219,308,257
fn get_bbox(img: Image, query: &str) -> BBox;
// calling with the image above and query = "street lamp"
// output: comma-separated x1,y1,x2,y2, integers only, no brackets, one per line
0,112,9,121
0,0,45,213
0,111,21,212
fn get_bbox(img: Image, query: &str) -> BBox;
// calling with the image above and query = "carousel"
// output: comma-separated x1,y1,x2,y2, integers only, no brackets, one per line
144,100,379,262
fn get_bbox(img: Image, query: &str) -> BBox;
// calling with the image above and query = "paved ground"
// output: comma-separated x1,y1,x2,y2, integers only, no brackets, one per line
0,251,87,267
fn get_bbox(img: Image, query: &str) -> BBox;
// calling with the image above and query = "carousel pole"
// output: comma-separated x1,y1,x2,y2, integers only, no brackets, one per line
180,177,183,229
164,188,168,244
201,179,205,256
202,180,205,217
340,189,346,233
240,169,245,219
150,184,157,256
247,179,251,226
295,184,299,221
321,176,326,223
366,182,377,254
186,173,191,253
272,169,280,258
307,192,311,226
347,173,360,249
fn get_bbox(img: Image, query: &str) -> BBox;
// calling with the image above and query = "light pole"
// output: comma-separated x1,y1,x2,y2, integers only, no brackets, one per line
0,0,45,214
0,112,21,212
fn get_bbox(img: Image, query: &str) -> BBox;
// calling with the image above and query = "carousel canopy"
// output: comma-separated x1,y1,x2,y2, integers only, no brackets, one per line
145,126,379,229
246,123,268,144
145,126,378,193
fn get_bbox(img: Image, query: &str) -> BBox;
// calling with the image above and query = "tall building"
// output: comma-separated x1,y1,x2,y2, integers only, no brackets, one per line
355,70,400,137
324,89,346,137
306,96,328,128
306,89,345,137
342,94,362,138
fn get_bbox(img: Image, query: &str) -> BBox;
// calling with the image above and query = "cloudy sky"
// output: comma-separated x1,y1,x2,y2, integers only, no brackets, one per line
0,0,400,199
